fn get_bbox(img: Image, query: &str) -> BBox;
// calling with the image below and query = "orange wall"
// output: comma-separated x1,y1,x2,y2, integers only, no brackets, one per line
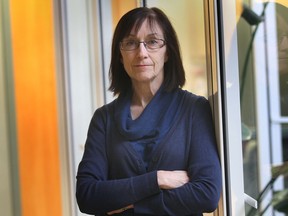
112,0,137,30
9,0,62,215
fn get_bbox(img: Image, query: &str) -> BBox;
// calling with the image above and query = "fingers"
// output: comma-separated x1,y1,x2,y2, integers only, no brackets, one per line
107,205,133,215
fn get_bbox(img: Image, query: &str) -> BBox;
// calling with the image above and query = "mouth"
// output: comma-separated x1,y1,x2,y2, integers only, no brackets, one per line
134,64,152,66
134,64,153,68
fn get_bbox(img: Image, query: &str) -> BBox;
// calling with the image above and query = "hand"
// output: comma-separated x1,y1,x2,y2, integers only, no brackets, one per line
157,170,189,189
107,204,133,215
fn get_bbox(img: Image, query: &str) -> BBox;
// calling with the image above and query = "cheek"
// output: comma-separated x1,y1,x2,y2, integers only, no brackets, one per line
121,53,133,65
121,55,133,73
159,49,168,64
120,54,129,66
157,52,168,67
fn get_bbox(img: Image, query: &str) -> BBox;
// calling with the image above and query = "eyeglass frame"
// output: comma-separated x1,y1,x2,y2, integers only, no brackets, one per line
119,38,166,51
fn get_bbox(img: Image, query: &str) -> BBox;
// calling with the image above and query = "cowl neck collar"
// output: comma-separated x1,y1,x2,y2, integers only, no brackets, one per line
114,86,182,142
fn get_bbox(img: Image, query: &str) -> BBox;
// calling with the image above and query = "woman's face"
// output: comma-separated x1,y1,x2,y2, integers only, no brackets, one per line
120,20,168,87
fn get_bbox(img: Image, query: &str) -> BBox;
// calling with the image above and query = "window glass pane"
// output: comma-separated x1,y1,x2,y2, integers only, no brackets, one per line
237,5,260,211
283,123,288,187
146,0,208,97
276,4,288,117
237,1,288,215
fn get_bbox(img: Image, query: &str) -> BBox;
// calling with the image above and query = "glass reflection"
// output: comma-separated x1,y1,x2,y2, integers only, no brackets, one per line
276,4,288,116
237,2,260,206
237,1,288,215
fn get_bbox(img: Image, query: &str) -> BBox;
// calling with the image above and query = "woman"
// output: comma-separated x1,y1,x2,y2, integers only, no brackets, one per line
76,7,222,216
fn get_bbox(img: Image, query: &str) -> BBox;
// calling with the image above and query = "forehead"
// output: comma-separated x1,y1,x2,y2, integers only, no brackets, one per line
129,19,164,36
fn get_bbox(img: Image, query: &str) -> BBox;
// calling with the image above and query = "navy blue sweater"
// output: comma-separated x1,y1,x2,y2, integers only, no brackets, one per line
76,88,222,216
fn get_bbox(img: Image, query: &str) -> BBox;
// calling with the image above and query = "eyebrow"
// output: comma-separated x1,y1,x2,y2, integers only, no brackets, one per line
126,33,161,38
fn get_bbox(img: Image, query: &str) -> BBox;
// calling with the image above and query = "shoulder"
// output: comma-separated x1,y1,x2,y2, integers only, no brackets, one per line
90,98,118,123
178,89,210,107
176,89,213,123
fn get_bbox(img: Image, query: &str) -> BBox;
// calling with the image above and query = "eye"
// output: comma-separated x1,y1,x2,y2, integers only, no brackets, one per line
123,40,137,46
146,39,159,46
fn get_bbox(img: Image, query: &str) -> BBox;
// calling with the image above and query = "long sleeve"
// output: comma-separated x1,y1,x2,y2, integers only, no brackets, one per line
76,108,161,215
133,97,222,215
76,92,222,216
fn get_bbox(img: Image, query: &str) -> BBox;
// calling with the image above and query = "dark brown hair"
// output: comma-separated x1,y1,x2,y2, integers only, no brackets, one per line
108,7,185,95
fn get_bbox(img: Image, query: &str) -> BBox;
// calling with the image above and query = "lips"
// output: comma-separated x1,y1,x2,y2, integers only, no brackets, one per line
133,65,153,71
134,64,152,67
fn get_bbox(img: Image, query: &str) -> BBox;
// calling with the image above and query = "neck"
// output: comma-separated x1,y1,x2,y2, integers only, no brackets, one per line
130,82,162,120
131,83,161,108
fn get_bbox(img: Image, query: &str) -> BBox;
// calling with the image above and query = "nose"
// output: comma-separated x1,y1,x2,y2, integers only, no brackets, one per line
136,42,149,58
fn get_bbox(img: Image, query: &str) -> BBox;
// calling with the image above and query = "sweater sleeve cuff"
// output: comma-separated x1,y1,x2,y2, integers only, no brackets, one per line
132,170,160,198
132,171,165,215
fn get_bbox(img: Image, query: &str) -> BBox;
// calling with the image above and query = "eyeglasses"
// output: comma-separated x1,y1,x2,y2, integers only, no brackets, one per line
120,39,166,51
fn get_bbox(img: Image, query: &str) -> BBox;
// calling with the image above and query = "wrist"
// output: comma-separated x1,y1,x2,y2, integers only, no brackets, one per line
157,170,166,188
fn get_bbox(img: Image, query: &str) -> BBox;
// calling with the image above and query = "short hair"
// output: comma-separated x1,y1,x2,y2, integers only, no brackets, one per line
108,7,186,95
